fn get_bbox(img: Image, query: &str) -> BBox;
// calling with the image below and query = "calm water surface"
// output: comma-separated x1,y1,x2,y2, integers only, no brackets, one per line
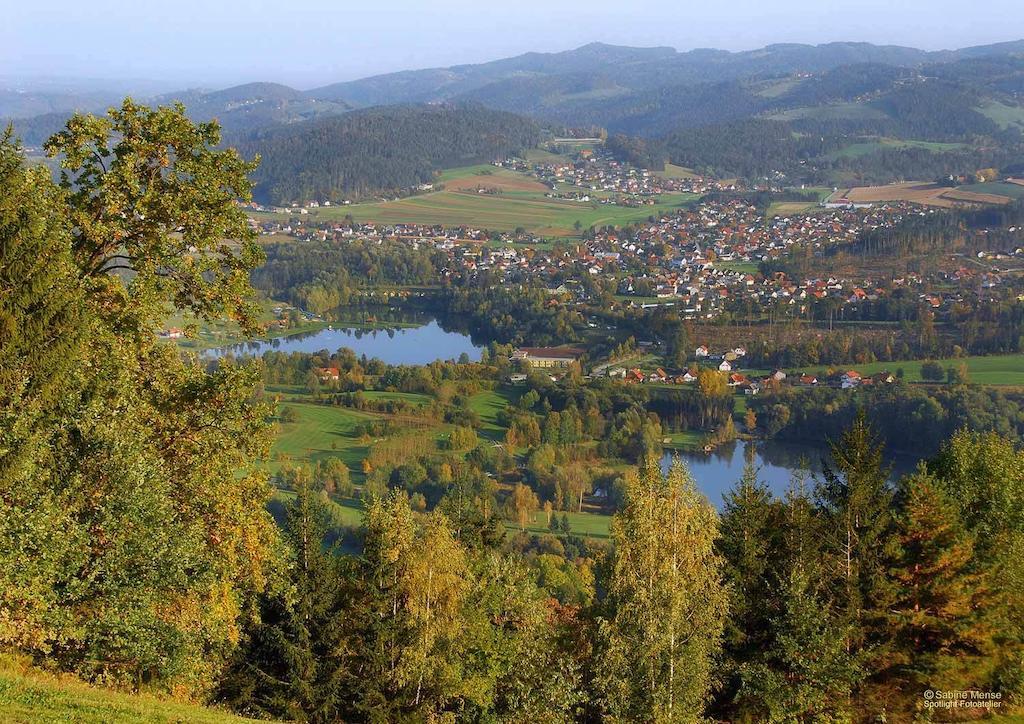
665,439,916,509
208,319,481,365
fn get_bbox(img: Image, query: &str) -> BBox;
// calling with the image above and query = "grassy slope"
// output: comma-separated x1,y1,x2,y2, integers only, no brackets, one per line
0,661,257,724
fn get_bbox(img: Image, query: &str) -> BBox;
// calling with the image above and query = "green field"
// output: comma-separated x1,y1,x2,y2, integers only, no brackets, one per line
258,164,698,236
823,138,966,161
820,354,1024,386
167,298,326,352
0,658,255,723
980,100,1024,130
517,509,613,539
270,398,378,475
957,182,1024,200
469,386,520,441
655,163,699,179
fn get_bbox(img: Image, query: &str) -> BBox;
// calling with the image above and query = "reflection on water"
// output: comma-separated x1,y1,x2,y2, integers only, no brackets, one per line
206,319,482,365
664,439,917,509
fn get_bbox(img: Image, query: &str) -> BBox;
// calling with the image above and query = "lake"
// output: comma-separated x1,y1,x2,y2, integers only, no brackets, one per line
665,439,916,509
207,319,482,365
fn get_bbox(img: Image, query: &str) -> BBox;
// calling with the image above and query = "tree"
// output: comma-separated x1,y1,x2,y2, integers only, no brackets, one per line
920,360,944,381
0,106,278,694
717,462,783,710
816,413,900,707
738,566,860,722
885,468,995,709
0,131,89,651
359,491,470,718
510,483,540,530
218,479,352,721
596,458,727,721
45,98,263,334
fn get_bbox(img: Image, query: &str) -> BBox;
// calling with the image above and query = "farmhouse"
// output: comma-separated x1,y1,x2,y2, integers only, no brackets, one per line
316,367,341,382
510,346,584,368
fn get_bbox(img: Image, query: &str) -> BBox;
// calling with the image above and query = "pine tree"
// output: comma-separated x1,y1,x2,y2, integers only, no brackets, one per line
596,457,727,722
816,413,900,668
218,480,352,721
717,461,784,715
739,566,860,722
886,468,996,709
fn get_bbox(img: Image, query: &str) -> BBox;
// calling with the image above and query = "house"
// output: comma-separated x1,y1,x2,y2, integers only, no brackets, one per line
510,347,584,368
871,371,896,384
841,370,862,389
769,370,787,383
679,370,697,384
626,368,645,383
316,367,341,382
508,373,528,384
728,373,748,387
718,360,733,372
160,327,184,339
649,368,668,383
607,367,627,379
695,345,709,358
798,374,818,386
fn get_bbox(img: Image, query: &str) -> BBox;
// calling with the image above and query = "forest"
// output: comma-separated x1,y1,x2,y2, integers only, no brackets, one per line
235,104,541,205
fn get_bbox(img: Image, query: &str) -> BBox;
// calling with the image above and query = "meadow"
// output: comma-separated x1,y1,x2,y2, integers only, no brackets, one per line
820,354,1024,386
264,164,698,236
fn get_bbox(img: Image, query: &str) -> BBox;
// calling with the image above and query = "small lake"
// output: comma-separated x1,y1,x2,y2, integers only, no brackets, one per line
207,319,482,365
665,439,916,509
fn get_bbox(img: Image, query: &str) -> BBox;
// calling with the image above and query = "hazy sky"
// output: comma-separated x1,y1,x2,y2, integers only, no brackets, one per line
5,0,1024,89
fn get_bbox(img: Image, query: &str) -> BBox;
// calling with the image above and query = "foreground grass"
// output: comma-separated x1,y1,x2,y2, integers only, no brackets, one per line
0,660,257,723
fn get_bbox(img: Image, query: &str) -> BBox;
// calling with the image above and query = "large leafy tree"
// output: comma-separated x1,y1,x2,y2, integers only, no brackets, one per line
0,102,277,695
596,457,727,722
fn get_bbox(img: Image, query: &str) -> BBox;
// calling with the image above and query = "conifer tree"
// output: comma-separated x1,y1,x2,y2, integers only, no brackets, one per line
717,461,784,714
887,468,997,705
816,413,900,664
218,480,352,722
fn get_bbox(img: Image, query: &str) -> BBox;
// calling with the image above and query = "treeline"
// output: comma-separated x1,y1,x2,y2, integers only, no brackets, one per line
219,419,1024,721
439,276,585,346
749,382,1024,454
236,103,541,204
252,237,444,313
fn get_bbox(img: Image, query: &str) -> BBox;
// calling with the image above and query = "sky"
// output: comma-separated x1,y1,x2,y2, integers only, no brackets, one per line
5,0,1024,90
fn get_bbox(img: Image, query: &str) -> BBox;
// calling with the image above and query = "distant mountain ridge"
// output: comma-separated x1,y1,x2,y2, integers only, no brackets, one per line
306,39,1024,107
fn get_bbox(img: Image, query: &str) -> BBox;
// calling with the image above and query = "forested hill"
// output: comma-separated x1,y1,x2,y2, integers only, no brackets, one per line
235,104,541,205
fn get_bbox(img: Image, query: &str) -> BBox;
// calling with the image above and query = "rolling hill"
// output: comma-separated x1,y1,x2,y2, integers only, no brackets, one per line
236,104,541,205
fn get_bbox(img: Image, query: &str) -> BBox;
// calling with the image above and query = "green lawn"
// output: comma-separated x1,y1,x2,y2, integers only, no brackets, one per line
469,386,521,441
0,658,255,723
979,100,1024,130
362,390,432,406
823,138,966,161
812,354,1024,386
714,260,760,274
270,400,378,475
655,163,698,179
515,509,613,539
957,182,1024,200
168,298,326,352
